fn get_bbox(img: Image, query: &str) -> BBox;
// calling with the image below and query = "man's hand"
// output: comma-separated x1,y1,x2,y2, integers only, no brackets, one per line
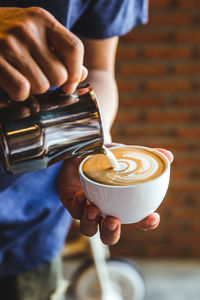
58,148,173,245
58,157,122,245
0,7,86,101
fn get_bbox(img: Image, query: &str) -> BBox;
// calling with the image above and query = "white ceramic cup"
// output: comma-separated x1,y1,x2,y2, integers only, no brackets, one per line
79,145,170,224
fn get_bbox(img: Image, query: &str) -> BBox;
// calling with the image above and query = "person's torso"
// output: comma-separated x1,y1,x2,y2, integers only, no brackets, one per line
0,0,148,276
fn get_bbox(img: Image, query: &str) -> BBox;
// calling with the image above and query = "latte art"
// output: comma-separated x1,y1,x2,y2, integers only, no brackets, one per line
82,147,166,186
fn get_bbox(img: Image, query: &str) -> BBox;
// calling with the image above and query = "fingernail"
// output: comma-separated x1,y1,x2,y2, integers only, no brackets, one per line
80,66,88,81
149,213,160,227
75,192,85,205
63,82,78,94
107,221,118,231
149,218,158,227
87,210,97,221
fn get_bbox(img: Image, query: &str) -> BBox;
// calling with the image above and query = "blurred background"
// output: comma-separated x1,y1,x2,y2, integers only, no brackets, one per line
111,0,200,259
64,0,200,299
112,0,200,259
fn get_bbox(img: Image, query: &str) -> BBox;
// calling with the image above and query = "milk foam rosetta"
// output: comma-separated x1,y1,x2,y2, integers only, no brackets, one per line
82,147,166,186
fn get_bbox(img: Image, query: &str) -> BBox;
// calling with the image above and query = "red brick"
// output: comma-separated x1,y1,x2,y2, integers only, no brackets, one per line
192,113,200,122
111,246,192,258
158,221,189,231
173,157,200,167
189,247,200,257
145,246,190,257
154,141,190,152
149,0,172,8
121,30,171,43
118,64,166,76
176,30,200,43
170,233,200,245
170,168,190,180
176,128,200,138
121,231,170,244
104,0,200,259
195,48,200,58
123,126,170,137
191,222,200,231
150,13,194,25
177,0,200,8
165,195,188,206
171,182,200,193
191,144,200,152
143,46,191,59
196,80,200,91
121,97,167,107
115,111,138,123
171,207,200,219
173,63,200,74
117,80,140,91
145,79,191,92
170,143,191,152
173,97,200,107
116,47,138,59
146,111,191,123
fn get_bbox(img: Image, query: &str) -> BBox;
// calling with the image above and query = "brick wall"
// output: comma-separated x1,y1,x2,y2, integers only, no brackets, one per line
110,0,200,258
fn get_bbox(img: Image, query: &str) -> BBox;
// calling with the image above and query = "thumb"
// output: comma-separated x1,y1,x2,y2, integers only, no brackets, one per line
154,148,174,164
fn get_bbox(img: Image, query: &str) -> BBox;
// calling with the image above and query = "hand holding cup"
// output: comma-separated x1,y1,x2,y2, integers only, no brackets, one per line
58,145,173,244
79,145,172,224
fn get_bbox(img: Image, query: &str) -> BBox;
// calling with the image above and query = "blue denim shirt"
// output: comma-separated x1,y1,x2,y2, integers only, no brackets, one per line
0,0,148,277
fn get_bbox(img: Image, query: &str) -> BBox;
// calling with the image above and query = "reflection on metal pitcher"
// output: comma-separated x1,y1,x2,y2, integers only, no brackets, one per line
0,85,104,175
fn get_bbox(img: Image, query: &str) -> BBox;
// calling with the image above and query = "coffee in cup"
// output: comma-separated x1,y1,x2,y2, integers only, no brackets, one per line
82,147,166,186
79,146,170,224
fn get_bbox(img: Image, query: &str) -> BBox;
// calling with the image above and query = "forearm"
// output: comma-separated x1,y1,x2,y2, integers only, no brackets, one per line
83,69,119,143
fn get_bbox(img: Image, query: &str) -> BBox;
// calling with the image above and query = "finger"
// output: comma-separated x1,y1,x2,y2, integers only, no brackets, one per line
62,65,88,93
99,216,121,245
47,26,84,94
1,37,50,95
58,158,83,212
22,96,40,115
0,56,31,101
135,212,160,231
80,205,100,237
79,66,88,83
29,38,68,88
6,8,68,89
154,148,174,164
0,103,30,120
71,190,87,219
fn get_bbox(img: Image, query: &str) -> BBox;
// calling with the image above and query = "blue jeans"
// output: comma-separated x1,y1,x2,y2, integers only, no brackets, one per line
0,252,67,300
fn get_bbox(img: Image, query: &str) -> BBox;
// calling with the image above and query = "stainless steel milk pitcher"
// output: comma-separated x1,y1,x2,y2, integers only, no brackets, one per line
0,85,104,175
